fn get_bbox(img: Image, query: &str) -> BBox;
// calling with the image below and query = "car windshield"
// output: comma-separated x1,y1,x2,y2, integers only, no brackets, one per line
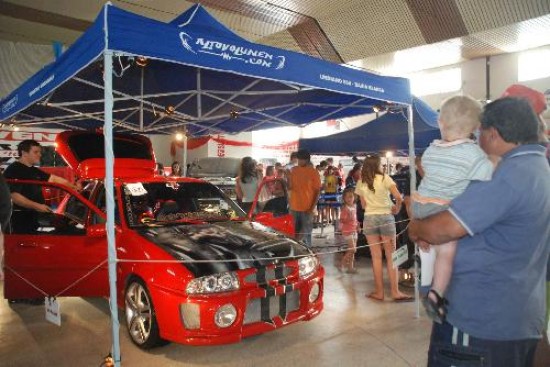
121,181,246,227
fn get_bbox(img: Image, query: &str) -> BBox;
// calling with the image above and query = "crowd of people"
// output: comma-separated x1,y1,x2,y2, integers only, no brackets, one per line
228,89,549,366
0,86,548,366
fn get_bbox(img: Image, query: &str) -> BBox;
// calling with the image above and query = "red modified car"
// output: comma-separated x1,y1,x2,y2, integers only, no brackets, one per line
3,131,323,348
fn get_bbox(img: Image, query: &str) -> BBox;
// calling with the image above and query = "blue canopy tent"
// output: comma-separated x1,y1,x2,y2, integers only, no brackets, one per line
0,4,418,365
0,5,411,135
299,98,440,155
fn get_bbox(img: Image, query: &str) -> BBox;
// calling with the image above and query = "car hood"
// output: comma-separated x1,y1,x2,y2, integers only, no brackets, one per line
137,221,311,277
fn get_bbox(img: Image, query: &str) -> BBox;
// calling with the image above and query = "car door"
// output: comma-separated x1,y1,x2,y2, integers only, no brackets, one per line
3,181,109,299
249,177,294,236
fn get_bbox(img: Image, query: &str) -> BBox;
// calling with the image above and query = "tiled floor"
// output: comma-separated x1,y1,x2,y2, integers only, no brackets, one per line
0,227,432,367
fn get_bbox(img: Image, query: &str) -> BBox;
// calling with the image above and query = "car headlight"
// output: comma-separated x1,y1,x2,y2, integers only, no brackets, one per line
298,256,319,278
214,304,237,328
186,272,240,295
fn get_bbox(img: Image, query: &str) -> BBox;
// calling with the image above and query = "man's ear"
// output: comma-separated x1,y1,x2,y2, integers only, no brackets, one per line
488,126,501,141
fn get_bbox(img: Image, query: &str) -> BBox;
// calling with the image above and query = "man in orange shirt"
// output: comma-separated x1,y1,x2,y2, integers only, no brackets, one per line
288,149,321,247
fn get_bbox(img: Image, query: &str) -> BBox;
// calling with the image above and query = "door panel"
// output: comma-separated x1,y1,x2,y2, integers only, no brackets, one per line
3,181,109,299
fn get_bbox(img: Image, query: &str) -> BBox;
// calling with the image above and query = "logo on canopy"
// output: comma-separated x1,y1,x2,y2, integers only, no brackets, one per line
1,95,18,114
179,32,286,70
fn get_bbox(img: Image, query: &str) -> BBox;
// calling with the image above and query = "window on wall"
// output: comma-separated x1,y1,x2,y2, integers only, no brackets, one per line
408,68,462,97
518,48,550,82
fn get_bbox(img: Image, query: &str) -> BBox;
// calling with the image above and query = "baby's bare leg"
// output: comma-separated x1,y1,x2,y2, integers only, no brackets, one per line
432,241,457,295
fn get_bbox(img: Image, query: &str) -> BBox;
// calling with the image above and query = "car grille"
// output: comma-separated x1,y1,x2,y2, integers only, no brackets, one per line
243,290,301,325
243,263,300,324
244,266,293,285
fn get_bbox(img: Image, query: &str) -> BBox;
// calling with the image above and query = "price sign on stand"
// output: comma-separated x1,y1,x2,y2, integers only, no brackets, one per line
45,297,61,326
391,246,408,269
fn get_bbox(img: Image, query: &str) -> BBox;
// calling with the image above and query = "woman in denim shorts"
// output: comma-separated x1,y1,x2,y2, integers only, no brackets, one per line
354,155,412,302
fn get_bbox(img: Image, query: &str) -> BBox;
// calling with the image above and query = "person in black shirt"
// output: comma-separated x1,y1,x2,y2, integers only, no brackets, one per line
4,140,79,305
0,172,11,231
391,156,424,271
0,171,12,281
4,140,78,233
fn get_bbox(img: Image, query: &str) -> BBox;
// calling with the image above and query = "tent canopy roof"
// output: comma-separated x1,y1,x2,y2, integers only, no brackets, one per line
298,97,441,155
0,4,411,136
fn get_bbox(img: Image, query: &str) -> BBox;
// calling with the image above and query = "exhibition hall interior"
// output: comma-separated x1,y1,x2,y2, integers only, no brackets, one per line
0,1,549,366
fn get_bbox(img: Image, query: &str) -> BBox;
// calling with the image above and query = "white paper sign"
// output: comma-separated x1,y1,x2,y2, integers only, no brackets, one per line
45,297,61,326
391,246,408,269
125,183,148,196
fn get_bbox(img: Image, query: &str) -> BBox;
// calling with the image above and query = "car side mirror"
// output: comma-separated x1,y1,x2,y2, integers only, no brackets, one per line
88,223,107,237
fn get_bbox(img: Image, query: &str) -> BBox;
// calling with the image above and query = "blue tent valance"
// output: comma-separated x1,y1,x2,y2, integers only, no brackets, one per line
298,98,440,154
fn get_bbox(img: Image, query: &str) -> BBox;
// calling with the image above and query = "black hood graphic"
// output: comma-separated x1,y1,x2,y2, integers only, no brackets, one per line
137,221,312,277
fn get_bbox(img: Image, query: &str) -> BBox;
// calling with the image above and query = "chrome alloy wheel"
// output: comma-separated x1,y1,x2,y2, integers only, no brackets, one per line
125,281,153,345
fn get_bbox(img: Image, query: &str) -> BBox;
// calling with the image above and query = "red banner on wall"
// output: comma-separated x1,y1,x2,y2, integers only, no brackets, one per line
217,140,225,157
170,135,298,157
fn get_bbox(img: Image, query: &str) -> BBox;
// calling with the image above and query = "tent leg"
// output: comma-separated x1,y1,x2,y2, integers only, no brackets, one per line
406,105,420,319
182,134,188,177
104,50,122,366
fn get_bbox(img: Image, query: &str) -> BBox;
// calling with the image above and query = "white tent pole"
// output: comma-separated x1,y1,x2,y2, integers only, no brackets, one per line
183,134,188,176
104,49,121,366
139,66,144,131
197,68,202,119
407,104,420,319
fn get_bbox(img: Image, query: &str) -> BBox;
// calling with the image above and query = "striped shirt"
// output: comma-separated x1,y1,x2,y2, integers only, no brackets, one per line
419,139,493,201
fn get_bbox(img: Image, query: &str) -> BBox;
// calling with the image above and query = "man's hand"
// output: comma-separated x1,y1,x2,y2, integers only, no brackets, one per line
74,180,83,191
417,240,431,252
35,203,52,213
408,219,421,242
409,219,430,251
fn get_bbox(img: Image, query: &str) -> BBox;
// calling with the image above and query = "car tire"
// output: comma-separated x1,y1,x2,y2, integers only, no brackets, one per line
124,278,166,349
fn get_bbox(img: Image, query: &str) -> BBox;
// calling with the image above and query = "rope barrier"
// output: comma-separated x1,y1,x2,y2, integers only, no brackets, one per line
5,259,108,298
4,220,413,295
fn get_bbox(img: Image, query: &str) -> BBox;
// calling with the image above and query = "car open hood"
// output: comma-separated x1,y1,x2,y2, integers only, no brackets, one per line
137,221,311,277
55,131,156,179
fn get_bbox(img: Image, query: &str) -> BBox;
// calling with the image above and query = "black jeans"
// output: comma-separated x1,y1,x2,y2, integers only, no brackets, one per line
428,320,539,367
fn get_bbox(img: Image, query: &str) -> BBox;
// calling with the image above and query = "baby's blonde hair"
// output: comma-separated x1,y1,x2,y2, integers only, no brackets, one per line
439,95,482,140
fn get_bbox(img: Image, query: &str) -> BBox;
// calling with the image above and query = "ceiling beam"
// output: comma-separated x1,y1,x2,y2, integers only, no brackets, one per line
0,1,92,32
405,0,468,44
191,0,343,63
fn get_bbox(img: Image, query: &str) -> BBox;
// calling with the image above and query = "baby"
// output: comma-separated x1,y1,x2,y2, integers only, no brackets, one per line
413,95,495,322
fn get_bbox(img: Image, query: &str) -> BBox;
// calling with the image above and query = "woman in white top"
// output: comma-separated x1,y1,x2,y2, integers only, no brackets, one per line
355,155,411,302
235,157,261,214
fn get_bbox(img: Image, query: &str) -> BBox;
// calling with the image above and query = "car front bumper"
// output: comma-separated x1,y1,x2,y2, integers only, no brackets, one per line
150,268,324,346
